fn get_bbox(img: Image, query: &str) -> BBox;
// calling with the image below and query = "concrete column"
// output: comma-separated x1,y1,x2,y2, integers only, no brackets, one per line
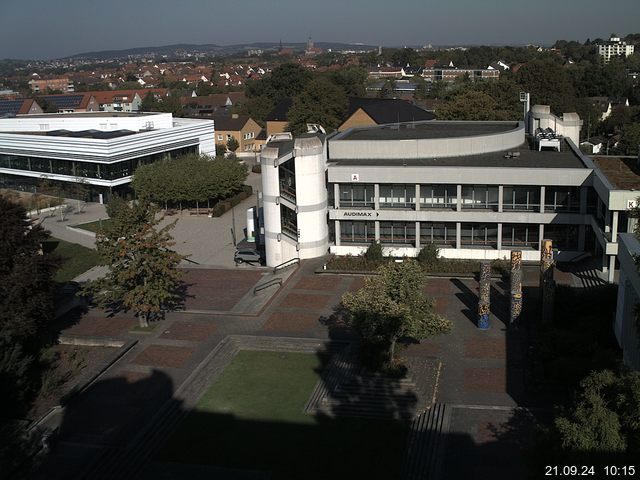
334,184,341,209
539,186,545,213
578,225,586,251
538,224,544,251
478,261,491,330
605,209,611,233
375,220,380,242
498,185,504,213
497,223,503,250
456,222,461,249
415,221,421,249
612,211,619,242
579,186,588,214
608,255,615,283
374,184,380,210
602,251,609,273
456,185,462,212
334,220,341,246
415,184,421,211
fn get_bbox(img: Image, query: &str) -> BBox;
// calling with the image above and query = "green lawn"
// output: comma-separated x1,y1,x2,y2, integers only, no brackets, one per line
160,350,408,480
73,218,112,233
42,238,100,283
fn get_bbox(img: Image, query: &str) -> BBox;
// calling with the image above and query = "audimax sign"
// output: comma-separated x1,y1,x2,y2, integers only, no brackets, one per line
342,211,379,217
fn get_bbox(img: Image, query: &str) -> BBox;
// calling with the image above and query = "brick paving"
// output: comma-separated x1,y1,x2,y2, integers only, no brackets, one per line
262,311,322,332
132,345,196,369
278,292,332,309
293,275,341,291
464,338,506,359
463,367,507,393
63,314,137,337
160,321,217,341
182,269,263,311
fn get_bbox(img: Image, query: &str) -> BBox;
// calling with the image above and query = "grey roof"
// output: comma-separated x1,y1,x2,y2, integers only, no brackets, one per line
329,140,586,169
213,115,251,131
345,98,435,124
337,121,518,141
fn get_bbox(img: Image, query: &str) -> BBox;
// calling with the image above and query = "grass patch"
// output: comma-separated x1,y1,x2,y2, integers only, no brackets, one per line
161,350,407,479
130,323,158,333
73,219,111,233
42,238,100,283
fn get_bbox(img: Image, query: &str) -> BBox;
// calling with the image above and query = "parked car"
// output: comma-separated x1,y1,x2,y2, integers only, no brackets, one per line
234,248,262,264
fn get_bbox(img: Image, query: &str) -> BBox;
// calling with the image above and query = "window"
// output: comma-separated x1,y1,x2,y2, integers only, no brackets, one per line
280,204,298,240
461,186,499,210
461,223,498,248
420,222,456,247
379,222,416,245
502,224,539,248
503,186,540,211
340,221,375,244
217,134,223,141
278,159,296,202
226,134,232,141
379,184,415,209
545,187,580,212
544,224,578,250
419,184,457,209
339,184,374,208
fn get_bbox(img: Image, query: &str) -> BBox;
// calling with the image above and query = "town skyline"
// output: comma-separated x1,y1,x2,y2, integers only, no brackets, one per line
1,0,639,59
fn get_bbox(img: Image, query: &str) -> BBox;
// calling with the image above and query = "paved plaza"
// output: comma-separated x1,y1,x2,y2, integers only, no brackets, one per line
36,255,544,480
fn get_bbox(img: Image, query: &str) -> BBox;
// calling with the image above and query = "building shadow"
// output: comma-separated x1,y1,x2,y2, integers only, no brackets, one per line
450,278,480,326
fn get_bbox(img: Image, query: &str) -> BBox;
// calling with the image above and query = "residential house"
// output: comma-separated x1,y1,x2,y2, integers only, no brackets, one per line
0,98,43,117
598,35,635,63
213,114,262,154
39,93,99,113
28,77,74,93
338,98,435,132
88,89,169,112
181,92,246,117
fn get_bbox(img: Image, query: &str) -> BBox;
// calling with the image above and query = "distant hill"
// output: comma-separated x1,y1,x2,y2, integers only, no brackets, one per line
67,42,380,60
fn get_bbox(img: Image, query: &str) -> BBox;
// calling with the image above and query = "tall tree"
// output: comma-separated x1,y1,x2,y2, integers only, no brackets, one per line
88,198,185,327
341,260,451,367
515,59,577,114
286,77,347,134
226,136,239,153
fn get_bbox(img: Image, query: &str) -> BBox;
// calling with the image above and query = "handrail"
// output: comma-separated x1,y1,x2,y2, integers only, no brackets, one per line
253,277,282,295
183,257,200,265
273,257,299,274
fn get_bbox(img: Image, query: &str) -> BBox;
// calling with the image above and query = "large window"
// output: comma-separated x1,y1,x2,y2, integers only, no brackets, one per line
545,187,580,212
461,185,499,210
339,184,374,208
503,186,540,211
379,222,416,245
379,184,415,209
340,221,375,244
280,204,298,240
278,159,296,202
502,224,539,249
420,222,456,247
461,223,498,248
544,224,578,250
420,184,457,209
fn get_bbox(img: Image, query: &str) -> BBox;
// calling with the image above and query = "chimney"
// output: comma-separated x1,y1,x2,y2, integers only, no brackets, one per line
232,113,239,119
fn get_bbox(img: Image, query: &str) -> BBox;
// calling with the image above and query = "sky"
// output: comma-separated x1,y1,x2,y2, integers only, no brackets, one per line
1,0,639,60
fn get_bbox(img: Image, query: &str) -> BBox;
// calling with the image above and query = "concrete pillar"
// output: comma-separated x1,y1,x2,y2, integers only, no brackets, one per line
415,221,421,249
540,186,546,213
605,209,611,233
456,184,462,212
497,223,503,250
415,184,421,211
612,211,619,242
579,186,588,214
334,184,341,209
540,239,555,324
603,251,609,273
510,250,523,327
498,185,504,213
374,184,380,210
334,220,341,246
456,222,461,249
538,224,544,251
375,220,380,242
608,255,616,283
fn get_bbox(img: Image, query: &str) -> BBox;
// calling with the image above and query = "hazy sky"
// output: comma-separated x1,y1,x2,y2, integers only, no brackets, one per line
1,0,639,59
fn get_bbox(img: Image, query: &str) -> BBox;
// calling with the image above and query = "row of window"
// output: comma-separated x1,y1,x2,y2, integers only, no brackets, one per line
337,221,578,250
336,184,584,212
0,146,197,181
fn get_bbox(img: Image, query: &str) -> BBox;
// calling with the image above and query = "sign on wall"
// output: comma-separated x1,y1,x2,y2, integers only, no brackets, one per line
351,173,359,182
627,199,638,210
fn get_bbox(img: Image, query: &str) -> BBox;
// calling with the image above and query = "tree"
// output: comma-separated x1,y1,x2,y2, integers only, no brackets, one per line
88,198,186,327
286,77,347,134
0,196,58,416
553,369,640,464
226,136,239,153
378,79,396,99
617,123,640,156
140,91,159,112
515,59,577,114
437,89,513,121
341,261,451,368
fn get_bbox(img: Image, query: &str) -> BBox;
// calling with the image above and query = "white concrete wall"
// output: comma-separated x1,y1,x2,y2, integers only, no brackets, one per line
330,245,544,261
1,112,173,131
614,233,640,369
260,145,284,267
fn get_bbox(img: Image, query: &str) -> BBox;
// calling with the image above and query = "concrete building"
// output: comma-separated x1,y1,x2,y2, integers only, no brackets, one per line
0,112,215,202
259,105,640,285
614,233,640,369
598,35,635,63
421,65,500,82
28,77,74,93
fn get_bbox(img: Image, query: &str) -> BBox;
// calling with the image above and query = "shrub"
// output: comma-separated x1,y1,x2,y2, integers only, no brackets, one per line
417,243,439,268
364,241,384,262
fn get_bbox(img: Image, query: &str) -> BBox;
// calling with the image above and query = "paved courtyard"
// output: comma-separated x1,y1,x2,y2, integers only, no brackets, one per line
38,257,541,479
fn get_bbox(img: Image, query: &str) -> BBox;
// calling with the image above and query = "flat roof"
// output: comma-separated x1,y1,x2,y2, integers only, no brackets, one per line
336,121,519,141
2,129,141,139
593,156,640,190
17,112,156,119
330,140,587,169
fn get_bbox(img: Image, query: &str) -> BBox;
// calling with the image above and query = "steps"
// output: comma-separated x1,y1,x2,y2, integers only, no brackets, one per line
400,403,450,480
